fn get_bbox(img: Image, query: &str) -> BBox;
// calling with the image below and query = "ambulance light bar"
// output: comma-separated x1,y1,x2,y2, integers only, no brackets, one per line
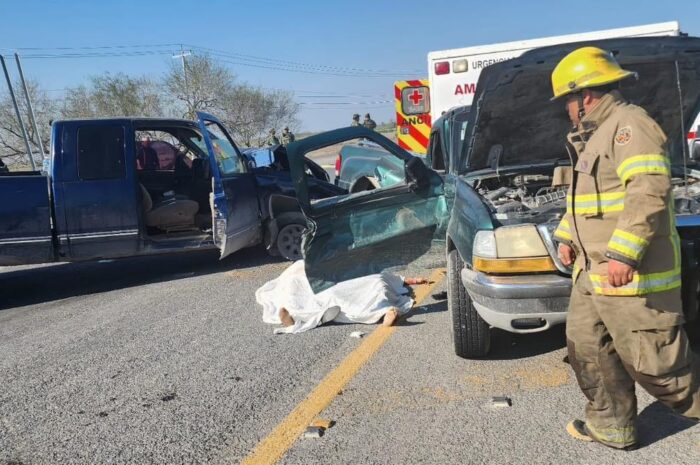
434,61,450,75
453,59,468,73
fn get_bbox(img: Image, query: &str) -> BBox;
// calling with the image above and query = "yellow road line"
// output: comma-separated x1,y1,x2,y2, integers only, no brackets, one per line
238,268,446,465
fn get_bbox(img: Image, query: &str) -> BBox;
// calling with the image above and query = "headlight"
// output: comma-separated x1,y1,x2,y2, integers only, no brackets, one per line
473,225,556,273
473,230,497,258
494,225,549,258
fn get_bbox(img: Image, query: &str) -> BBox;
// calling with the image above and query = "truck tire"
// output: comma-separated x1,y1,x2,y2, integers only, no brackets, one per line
447,249,490,358
274,213,307,261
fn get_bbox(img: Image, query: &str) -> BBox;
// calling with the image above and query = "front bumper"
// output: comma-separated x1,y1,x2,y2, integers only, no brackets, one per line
461,268,571,334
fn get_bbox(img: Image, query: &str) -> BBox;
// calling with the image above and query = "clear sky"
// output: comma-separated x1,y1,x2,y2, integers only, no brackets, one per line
1,0,699,131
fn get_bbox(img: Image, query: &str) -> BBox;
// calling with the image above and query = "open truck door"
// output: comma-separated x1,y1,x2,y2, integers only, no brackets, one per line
196,112,261,259
288,126,448,292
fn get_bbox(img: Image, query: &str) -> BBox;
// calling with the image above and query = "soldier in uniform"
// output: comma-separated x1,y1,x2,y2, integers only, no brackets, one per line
351,113,361,127
551,46,700,450
267,128,280,146
363,113,377,131
281,126,295,146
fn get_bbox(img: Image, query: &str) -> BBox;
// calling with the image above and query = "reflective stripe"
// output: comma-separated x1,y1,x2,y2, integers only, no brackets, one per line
572,262,581,281
589,268,681,296
553,218,572,241
607,229,648,261
566,191,625,214
617,154,670,184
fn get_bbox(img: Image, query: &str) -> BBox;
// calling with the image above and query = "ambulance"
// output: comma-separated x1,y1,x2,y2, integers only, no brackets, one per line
394,21,700,154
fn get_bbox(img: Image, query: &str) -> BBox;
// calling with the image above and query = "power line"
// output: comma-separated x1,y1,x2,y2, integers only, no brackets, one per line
188,45,421,75
299,100,392,105
3,43,181,51
6,42,423,77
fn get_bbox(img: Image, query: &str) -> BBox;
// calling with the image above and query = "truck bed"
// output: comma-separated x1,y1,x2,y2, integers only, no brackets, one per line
0,172,54,265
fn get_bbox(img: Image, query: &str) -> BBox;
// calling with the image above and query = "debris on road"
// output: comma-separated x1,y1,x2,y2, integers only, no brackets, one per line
256,261,414,334
350,331,365,339
303,426,324,438
489,396,513,408
310,418,334,429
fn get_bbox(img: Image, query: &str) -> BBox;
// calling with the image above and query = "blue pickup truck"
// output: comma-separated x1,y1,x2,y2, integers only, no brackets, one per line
0,112,344,266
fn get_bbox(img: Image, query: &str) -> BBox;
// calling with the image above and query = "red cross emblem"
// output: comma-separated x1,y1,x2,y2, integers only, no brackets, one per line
409,89,424,105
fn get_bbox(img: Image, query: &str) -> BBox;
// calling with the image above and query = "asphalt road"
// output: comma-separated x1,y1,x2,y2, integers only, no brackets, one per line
1,248,699,464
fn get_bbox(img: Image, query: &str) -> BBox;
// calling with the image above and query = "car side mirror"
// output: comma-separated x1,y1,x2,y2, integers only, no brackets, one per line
405,156,432,192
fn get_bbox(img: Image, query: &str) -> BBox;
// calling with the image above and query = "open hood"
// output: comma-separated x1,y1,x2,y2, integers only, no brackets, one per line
463,36,700,172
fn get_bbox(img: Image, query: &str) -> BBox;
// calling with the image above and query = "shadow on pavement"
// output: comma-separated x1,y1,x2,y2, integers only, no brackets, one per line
637,401,697,448
0,245,284,311
409,301,446,316
486,325,567,360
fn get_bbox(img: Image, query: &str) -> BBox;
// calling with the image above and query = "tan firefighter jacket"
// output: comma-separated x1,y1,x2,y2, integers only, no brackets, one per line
553,91,681,297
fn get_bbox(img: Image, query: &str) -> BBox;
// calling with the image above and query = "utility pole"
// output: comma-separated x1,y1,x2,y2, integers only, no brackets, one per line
15,53,46,160
0,54,36,170
172,45,192,114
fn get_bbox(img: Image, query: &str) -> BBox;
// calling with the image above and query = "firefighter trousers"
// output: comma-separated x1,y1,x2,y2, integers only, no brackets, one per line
566,271,700,448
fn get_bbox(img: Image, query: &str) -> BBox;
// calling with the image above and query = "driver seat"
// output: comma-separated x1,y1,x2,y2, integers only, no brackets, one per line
140,184,199,231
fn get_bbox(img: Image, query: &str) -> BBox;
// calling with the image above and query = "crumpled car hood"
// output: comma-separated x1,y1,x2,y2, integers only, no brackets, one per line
463,36,700,172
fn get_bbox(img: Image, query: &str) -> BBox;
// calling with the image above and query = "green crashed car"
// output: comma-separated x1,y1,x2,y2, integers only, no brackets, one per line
286,36,700,360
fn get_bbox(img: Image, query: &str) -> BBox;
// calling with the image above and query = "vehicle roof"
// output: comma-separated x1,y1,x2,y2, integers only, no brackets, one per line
427,21,679,61
55,117,197,126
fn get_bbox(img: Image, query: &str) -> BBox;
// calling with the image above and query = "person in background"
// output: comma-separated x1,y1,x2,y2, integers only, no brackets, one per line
281,126,295,146
267,128,280,146
363,113,377,131
136,138,158,170
151,141,178,170
350,113,361,127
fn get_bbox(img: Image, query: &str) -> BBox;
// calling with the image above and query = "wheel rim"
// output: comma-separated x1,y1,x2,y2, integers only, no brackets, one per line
277,224,305,261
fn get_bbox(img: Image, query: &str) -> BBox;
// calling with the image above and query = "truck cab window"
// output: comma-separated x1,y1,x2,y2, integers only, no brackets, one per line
203,122,246,175
78,125,125,180
429,133,445,171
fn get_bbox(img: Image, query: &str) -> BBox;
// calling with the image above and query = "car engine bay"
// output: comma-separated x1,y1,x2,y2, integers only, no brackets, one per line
472,168,700,226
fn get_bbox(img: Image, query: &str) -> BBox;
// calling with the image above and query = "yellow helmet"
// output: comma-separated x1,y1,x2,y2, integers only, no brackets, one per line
551,46,636,100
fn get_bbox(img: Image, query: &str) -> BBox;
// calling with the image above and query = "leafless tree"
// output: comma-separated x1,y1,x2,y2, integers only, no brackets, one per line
61,73,164,118
164,54,235,119
0,79,58,169
218,86,299,147
164,54,299,146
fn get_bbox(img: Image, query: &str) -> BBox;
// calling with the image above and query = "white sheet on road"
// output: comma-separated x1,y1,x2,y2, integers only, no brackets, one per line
256,260,414,334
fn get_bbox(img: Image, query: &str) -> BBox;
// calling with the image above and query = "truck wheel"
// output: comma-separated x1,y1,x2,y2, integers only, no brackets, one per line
275,218,306,261
447,249,490,358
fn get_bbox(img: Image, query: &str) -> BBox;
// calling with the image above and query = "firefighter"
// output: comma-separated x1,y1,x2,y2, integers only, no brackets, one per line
281,126,295,146
267,128,280,146
363,113,377,131
351,113,361,127
552,46,700,450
